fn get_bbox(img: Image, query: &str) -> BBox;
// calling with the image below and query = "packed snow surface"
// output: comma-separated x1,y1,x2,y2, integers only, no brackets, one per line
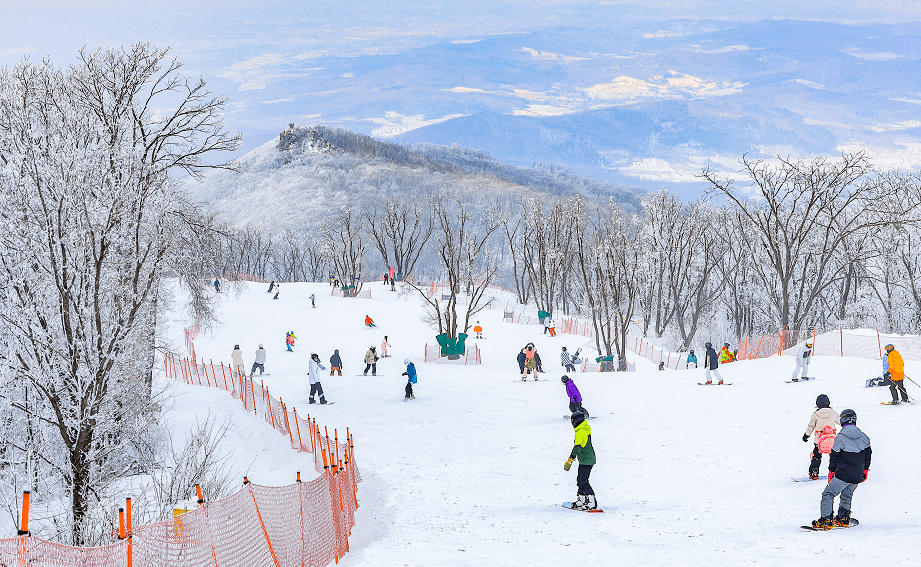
167,281,921,565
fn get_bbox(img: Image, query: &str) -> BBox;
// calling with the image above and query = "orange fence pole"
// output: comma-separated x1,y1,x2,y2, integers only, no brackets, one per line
118,507,126,540
18,491,29,536
126,498,133,567
778,327,786,356
220,363,227,390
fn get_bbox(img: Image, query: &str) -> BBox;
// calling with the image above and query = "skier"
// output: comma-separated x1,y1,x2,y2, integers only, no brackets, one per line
547,316,557,337
802,394,840,480
543,316,550,335
791,340,813,381
883,343,910,404
286,331,296,352
363,346,379,376
812,409,871,529
521,343,538,381
365,315,376,328
231,345,245,376
251,344,267,376
381,336,391,358
561,375,585,415
267,280,275,293
719,343,734,363
273,284,280,300
383,273,390,285
686,349,698,369
658,361,665,371
561,347,576,372
390,279,396,292
330,349,343,376
329,273,335,286
474,322,483,339
402,358,417,401
310,293,316,308
564,410,597,510
704,342,724,385
308,353,328,404
214,278,221,293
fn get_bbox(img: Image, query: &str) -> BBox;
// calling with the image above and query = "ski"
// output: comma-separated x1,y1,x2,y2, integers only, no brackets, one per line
562,503,604,513
697,382,732,386
801,518,859,531
881,401,911,405
791,476,819,482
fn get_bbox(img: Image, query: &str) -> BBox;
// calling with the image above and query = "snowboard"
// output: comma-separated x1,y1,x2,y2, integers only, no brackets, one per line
881,401,911,405
563,415,598,420
562,503,604,513
309,401,336,405
866,376,887,387
801,518,859,531
791,476,819,482
786,377,815,383
697,382,732,386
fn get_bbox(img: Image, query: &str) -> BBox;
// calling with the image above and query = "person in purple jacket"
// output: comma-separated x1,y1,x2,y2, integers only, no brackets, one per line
561,375,587,416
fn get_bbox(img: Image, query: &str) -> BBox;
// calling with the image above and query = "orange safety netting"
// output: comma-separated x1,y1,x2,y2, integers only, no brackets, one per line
0,336,361,567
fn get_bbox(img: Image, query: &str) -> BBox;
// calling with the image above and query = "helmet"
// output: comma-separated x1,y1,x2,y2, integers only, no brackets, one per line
570,410,586,428
562,346,568,351
705,342,712,349
815,394,830,409
234,345,240,350
334,349,339,354
370,346,376,350
805,341,813,347
885,344,894,352
561,375,570,383
724,343,730,348
689,349,695,354
258,343,263,348
840,409,857,426
311,353,319,360
404,358,411,365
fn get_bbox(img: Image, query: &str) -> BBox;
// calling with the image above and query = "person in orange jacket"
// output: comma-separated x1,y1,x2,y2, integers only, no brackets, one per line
883,344,910,404
474,321,483,339
365,315,376,328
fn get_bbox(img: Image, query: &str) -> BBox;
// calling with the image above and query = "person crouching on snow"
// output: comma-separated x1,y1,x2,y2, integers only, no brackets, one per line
402,358,417,401
802,394,840,480
564,410,597,510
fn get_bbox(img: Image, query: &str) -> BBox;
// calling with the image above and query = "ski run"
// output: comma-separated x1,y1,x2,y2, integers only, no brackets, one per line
159,280,919,565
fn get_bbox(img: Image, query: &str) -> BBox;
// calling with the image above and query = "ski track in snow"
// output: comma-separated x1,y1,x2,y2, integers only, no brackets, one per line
165,281,921,566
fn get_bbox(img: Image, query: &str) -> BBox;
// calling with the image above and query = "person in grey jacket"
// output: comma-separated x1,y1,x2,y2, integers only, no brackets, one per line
251,344,267,376
813,409,871,529
308,353,328,404
330,349,343,376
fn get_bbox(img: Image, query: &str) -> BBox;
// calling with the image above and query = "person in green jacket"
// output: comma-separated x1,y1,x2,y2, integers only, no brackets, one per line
564,410,597,510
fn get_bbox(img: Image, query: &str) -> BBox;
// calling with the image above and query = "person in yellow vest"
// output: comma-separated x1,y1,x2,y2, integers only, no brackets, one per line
719,343,735,363
883,344,910,404
474,321,483,339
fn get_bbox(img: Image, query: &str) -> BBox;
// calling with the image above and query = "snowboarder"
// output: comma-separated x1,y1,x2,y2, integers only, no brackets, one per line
792,341,813,381
561,347,576,372
329,273,335,286
365,315,376,328
383,273,390,285
564,410,597,510
719,343,735,363
883,343,910,404
214,278,221,293
231,345,245,376
658,361,665,371
402,358,417,401
251,344,267,376
310,293,316,308
267,280,275,293
704,342,724,385
474,322,483,339
330,349,343,376
561,375,585,414
521,343,538,381
286,331,296,352
390,279,396,292
802,394,840,480
273,284,280,300
812,409,870,529
381,336,391,358
363,346,379,376
308,353,328,404
686,349,698,369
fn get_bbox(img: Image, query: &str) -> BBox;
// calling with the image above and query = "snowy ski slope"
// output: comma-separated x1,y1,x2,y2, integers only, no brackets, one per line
165,281,921,566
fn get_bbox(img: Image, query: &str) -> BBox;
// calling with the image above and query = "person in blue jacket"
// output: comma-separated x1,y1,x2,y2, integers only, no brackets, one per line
402,358,417,401
686,349,698,369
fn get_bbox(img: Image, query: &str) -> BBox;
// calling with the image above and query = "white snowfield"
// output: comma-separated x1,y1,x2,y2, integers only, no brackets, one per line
167,281,921,566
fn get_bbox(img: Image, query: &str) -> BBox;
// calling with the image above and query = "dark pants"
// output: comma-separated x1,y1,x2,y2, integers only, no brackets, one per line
890,379,909,402
251,362,264,375
576,464,594,495
565,364,576,372
309,382,326,403
809,444,823,475
364,363,377,375
569,400,588,418
405,382,414,397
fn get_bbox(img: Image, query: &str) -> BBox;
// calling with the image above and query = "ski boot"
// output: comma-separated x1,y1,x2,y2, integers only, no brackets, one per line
705,380,712,385
309,399,316,404
890,400,901,405
791,377,799,382
808,469,820,481
568,495,585,510
811,515,834,530
404,396,409,402
718,381,724,385
835,509,851,527
582,495,598,511
521,376,527,382
410,394,415,399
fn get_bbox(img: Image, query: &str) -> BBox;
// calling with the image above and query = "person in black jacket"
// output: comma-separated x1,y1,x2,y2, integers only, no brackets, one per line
813,408,871,529
329,349,343,376
703,342,724,385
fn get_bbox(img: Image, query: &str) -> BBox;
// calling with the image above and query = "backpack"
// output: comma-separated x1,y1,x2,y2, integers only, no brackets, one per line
817,425,837,454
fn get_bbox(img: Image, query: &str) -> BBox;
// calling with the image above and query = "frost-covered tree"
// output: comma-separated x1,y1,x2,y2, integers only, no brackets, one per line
0,44,238,544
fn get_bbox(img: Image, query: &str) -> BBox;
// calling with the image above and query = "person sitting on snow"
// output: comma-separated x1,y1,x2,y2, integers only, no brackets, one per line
365,315,376,328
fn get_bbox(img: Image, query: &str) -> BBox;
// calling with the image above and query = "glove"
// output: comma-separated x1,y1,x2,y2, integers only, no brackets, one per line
828,472,835,482
862,470,868,483
564,459,573,472
802,433,809,443
402,372,408,376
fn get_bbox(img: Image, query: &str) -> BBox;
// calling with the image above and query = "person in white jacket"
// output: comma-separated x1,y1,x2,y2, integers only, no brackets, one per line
792,341,813,381
308,353,328,404
231,345,246,377
251,344,267,376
